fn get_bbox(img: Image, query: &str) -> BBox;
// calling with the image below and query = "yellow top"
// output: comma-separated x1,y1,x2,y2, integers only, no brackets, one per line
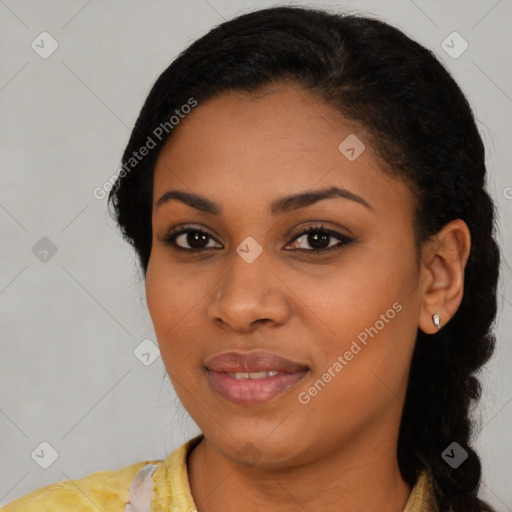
2,435,438,511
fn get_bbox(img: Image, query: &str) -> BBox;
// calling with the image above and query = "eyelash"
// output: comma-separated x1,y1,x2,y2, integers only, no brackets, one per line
158,223,354,254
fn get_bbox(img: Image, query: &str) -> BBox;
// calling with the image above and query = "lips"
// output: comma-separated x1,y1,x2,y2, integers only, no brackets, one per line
205,351,309,373
205,351,309,405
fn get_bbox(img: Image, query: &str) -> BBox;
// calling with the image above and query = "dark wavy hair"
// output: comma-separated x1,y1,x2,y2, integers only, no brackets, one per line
108,6,500,512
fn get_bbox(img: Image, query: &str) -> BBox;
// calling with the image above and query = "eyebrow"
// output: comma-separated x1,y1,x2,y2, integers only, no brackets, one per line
155,185,373,215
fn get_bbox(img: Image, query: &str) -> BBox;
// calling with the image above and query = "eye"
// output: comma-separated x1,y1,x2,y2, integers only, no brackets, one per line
158,223,354,254
285,224,354,253
158,224,222,251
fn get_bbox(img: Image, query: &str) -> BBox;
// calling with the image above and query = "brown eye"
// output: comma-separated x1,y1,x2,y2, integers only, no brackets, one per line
286,225,353,253
159,225,222,251
158,223,353,254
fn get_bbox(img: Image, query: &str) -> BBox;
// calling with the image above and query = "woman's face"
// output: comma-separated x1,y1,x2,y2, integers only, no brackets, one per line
146,84,425,467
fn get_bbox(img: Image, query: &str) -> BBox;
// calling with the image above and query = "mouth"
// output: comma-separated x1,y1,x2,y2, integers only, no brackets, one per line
205,351,309,406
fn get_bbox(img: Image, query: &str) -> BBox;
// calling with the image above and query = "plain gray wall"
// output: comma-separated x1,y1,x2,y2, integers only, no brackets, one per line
1,0,511,509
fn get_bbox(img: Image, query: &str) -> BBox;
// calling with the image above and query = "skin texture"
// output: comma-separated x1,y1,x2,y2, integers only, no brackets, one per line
145,83,471,512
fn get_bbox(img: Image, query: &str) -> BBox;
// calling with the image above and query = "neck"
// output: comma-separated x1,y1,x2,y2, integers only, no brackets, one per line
188,429,412,512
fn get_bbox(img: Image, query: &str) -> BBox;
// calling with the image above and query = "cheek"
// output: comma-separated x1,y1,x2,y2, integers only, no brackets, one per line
302,240,418,380
145,256,185,362
145,257,168,330
145,253,197,328
145,254,207,371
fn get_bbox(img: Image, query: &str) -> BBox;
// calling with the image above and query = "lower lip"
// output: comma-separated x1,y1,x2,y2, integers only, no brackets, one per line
207,370,308,405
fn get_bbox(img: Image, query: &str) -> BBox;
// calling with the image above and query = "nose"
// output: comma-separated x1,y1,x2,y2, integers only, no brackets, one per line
207,251,292,333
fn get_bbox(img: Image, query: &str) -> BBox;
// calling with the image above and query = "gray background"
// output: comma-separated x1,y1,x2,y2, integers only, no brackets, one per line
0,0,511,509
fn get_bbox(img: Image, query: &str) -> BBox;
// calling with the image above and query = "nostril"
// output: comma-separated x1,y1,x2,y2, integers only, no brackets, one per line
251,318,271,326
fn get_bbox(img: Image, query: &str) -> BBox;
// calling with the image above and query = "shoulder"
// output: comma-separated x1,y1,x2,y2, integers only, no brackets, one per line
2,458,163,512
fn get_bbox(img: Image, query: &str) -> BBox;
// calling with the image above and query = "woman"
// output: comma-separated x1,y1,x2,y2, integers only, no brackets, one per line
4,6,500,512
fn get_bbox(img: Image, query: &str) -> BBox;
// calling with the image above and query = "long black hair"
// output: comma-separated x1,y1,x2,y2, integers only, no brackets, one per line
108,6,500,512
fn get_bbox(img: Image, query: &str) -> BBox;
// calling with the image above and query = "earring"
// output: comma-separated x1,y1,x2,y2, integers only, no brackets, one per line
432,313,441,330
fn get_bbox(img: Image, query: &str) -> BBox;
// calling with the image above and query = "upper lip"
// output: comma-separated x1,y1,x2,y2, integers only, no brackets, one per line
205,350,309,373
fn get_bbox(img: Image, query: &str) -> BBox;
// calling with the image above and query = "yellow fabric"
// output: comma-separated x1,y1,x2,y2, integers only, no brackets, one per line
3,434,437,511
403,470,439,512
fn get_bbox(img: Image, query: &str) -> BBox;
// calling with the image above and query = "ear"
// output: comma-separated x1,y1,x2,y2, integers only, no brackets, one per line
418,219,471,334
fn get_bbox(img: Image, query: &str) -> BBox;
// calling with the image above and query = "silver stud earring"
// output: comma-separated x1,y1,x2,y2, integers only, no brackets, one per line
432,313,441,330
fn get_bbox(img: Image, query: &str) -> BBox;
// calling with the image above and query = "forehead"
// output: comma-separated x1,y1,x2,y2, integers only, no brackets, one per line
152,84,413,218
